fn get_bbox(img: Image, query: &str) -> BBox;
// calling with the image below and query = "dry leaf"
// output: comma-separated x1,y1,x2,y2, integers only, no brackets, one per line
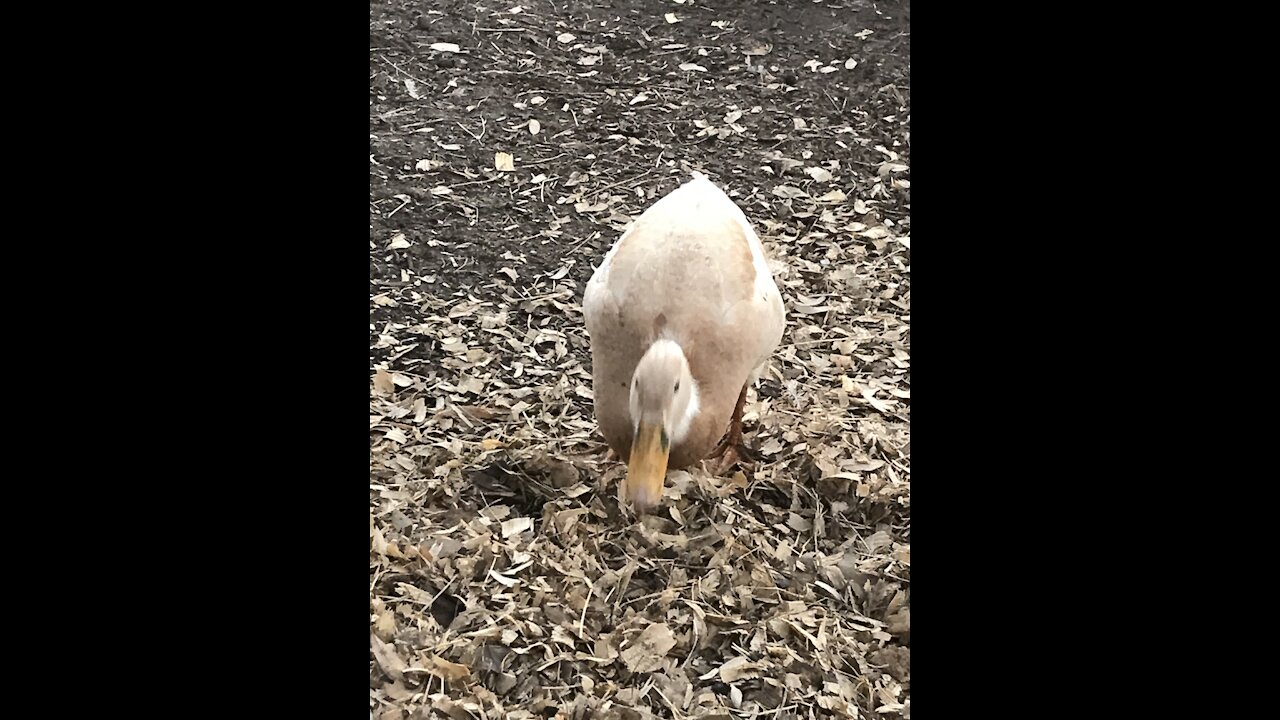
501,516,532,538
430,42,461,53
557,32,575,43
373,369,395,396
620,623,676,673
427,654,471,683
664,12,680,23
495,151,515,172
528,119,541,135
630,93,650,105
374,611,397,641
389,233,411,249
370,634,406,682
718,656,761,683
806,167,833,182
403,79,420,99
679,63,707,72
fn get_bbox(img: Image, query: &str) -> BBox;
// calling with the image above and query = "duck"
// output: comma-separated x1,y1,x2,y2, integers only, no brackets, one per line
583,172,786,513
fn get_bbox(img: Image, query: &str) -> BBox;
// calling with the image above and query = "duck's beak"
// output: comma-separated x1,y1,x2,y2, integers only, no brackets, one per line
623,420,669,513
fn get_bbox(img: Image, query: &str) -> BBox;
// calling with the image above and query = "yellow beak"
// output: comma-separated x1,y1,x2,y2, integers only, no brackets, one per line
622,420,669,513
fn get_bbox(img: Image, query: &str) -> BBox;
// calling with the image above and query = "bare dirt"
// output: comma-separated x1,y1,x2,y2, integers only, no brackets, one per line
371,0,910,716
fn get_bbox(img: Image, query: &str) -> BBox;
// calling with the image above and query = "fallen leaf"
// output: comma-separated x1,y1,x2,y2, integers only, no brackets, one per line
665,12,680,23
430,186,453,195
861,386,896,414
427,654,471,683
630,93,650,105
490,569,520,587
805,167,833,182
845,58,858,69
528,119,541,135
494,152,515,172
414,159,434,171
374,611,396,641
557,32,576,43
679,63,707,72
403,79,420,99
383,680,413,702
430,42,461,53
371,634,406,682
501,516,532,538
620,623,676,673
718,656,761,683
373,369,395,396
894,545,911,565
389,233,411,249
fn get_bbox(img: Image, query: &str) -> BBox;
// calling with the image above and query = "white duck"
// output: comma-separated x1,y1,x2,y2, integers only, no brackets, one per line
583,172,786,512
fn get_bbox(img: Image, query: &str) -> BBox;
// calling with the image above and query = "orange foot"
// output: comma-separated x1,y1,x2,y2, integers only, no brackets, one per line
706,381,759,475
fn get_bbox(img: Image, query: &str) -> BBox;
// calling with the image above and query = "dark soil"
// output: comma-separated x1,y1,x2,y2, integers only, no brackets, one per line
371,0,909,369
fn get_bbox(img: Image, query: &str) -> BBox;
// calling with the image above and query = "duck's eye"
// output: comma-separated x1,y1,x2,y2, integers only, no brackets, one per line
673,380,680,394
660,428,670,450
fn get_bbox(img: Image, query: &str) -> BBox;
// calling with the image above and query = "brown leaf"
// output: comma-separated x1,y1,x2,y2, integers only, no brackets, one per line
370,633,406,682
373,369,394,396
718,655,761,683
427,654,472,684
620,622,676,673
374,610,397,641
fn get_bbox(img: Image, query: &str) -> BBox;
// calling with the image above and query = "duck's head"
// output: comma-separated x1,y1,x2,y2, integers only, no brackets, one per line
622,338,698,513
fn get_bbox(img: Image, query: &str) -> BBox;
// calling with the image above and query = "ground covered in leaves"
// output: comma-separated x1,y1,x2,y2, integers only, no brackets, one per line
371,0,910,717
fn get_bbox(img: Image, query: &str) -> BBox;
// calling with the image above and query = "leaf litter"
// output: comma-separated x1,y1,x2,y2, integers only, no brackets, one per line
371,0,910,717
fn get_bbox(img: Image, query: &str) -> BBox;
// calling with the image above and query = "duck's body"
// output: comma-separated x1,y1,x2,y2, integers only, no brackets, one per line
583,172,786,511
